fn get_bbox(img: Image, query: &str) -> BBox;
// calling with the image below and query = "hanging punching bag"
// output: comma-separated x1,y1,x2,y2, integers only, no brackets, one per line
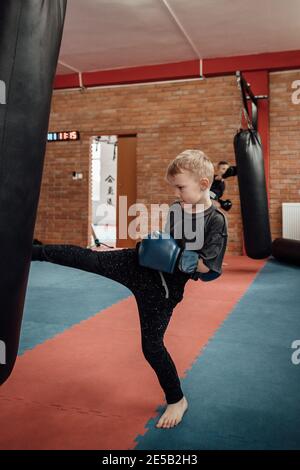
0,0,67,385
234,73,272,259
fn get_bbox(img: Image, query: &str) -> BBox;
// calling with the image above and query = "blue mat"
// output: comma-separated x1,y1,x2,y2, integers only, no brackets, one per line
20,261,132,355
134,258,300,450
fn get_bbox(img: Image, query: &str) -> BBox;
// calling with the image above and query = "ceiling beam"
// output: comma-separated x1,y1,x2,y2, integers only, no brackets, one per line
54,49,300,90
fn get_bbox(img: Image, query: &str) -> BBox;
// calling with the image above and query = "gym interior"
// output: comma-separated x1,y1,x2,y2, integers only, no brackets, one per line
0,0,299,452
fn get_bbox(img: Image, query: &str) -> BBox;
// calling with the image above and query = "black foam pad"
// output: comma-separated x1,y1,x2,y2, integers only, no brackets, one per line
272,238,300,266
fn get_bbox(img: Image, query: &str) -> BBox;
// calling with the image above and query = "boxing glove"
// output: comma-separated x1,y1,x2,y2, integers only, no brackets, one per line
222,165,237,179
137,231,221,281
179,252,222,281
138,231,181,273
177,249,199,275
219,199,232,211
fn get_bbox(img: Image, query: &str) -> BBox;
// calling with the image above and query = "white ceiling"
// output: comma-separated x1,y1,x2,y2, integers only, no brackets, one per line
57,0,300,75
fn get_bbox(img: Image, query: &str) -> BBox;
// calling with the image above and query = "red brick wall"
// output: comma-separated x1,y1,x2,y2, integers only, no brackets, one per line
34,71,300,253
269,71,300,239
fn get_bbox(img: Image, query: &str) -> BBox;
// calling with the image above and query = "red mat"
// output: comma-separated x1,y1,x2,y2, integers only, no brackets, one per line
0,255,265,449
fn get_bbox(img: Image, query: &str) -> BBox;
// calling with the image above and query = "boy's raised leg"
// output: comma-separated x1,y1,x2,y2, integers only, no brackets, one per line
31,244,138,291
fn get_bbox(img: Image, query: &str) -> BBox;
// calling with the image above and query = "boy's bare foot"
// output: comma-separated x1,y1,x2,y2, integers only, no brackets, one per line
156,396,188,429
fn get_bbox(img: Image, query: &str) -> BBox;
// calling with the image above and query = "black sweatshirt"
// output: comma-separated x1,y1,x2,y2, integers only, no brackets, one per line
164,200,228,275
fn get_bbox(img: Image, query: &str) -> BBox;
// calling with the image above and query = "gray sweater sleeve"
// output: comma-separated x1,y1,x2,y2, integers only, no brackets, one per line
196,212,228,274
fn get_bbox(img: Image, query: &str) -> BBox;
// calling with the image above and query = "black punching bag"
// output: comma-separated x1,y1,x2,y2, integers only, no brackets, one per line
234,130,272,259
234,72,272,259
0,1,67,384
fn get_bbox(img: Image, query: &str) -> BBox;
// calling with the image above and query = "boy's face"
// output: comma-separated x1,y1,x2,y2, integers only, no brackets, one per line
217,164,229,176
167,170,210,204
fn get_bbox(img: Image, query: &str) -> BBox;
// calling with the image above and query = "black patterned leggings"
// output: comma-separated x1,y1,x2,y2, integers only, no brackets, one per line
31,244,190,404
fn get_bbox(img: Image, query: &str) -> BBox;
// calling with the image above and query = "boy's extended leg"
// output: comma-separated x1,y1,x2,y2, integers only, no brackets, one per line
31,244,140,292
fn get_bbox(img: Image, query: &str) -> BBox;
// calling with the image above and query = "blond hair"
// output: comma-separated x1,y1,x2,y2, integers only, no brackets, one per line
165,149,214,186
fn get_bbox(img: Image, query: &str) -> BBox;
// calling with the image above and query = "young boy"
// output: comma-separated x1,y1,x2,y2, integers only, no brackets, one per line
31,149,228,430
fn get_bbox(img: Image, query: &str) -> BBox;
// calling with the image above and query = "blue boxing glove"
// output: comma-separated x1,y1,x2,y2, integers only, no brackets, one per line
178,250,222,282
177,250,199,275
138,230,181,273
138,235,222,282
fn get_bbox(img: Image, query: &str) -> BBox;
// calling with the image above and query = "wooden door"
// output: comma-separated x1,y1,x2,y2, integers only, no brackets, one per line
116,135,137,248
